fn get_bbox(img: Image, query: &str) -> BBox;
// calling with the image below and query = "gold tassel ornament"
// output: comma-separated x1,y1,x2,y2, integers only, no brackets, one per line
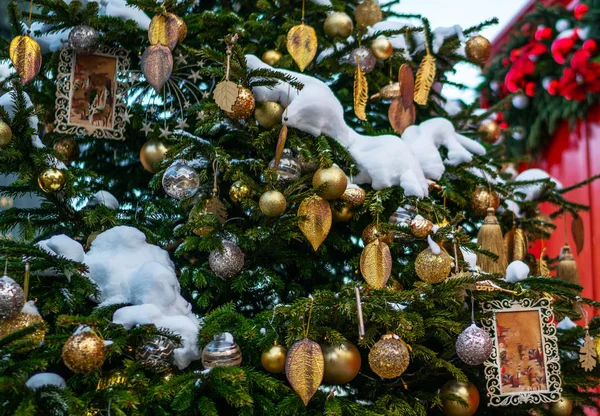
558,244,579,285
476,208,507,274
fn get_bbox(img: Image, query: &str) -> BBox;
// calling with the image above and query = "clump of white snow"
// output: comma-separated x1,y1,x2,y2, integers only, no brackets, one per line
505,261,530,283
513,169,563,201
88,191,119,210
557,317,577,330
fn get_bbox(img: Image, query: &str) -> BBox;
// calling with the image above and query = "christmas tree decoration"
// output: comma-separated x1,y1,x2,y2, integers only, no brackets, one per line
465,35,492,63
38,166,66,193
538,248,551,277
229,180,254,203
571,215,584,254
389,64,417,134
415,246,452,284
190,196,228,236
172,14,187,43
410,215,433,238
362,223,393,245
0,276,24,319
9,34,42,84
68,25,99,54
259,190,287,217
0,309,45,351
255,101,284,129
354,0,383,27
214,80,240,113
414,46,436,106
371,37,393,60
440,380,480,416
455,323,492,365
286,338,324,406
324,12,353,40
162,160,200,200
312,166,347,200
0,120,12,146
340,186,366,207
354,56,369,120
268,149,301,185
62,331,106,373
558,244,579,284
580,329,596,372
261,342,287,374
471,187,500,216
53,138,79,164
476,208,508,274
504,223,528,263
360,239,392,289
368,334,410,379
322,342,361,384
140,139,169,173
148,13,180,50
96,370,127,390
226,87,256,120
332,203,353,222
208,241,245,279
370,82,401,101
141,44,173,93
298,153,319,174
202,332,242,368
350,47,377,73
549,398,573,416
389,206,415,229
287,21,318,72
262,50,282,66
136,336,176,373
298,195,332,251
479,120,501,144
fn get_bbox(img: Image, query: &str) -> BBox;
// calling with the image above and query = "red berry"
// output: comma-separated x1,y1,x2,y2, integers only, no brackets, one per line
535,27,553,41
499,122,509,129
525,82,536,97
583,39,598,55
548,80,560,95
574,4,589,20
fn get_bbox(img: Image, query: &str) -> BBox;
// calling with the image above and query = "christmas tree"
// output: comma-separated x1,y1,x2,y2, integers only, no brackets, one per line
0,1,599,415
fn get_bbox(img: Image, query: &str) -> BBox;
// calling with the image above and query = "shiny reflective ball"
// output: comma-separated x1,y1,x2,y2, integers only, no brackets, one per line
549,397,573,416
136,336,176,373
0,120,12,146
68,25,99,53
371,37,393,60
479,120,501,144
0,277,24,319
262,50,282,66
332,203,353,223
471,187,500,216
440,380,480,416
410,216,433,238
229,180,254,203
312,166,347,200
261,342,287,373
209,241,245,278
54,138,79,164
465,35,492,63
38,167,66,193
255,101,284,129
324,12,354,39
259,190,287,217
268,149,301,185
322,342,361,384
202,332,242,368
350,47,377,73
162,160,200,200
140,139,168,173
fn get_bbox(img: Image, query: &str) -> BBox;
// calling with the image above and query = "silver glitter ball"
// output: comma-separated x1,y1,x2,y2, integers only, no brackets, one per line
162,160,200,200
268,149,301,184
208,241,245,279
68,25,99,54
349,47,377,73
456,323,493,365
136,336,176,373
0,276,25,319
202,332,242,368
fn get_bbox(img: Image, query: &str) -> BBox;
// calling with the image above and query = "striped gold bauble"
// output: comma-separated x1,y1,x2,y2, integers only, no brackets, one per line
202,332,242,368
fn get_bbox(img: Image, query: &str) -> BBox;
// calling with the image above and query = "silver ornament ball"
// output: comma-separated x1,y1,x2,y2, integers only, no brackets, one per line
202,332,242,368
456,323,493,366
162,160,200,200
209,241,245,278
268,149,301,185
350,47,377,73
0,276,25,319
136,336,176,373
68,25,99,53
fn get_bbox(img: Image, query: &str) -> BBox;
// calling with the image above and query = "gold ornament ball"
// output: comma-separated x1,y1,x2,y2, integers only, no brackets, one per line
62,331,106,373
312,166,348,200
229,180,254,203
549,397,573,416
259,190,287,217
354,0,383,27
471,187,500,216
362,223,393,245
0,312,45,352
97,370,127,390
226,87,256,120
410,217,433,238
368,334,410,379
262,50,282,66
371,37,393,60
465,35,492,63
332,203,353,223
255,101,284,129
322,342,362,384
324,12,354,39
440,380,480,416
54,138,80,164
415,248,452,284
38,167,66,193
0,120,12,146
341,186,366,207
261,342,288,373
140,139,169,173
479,121,501,144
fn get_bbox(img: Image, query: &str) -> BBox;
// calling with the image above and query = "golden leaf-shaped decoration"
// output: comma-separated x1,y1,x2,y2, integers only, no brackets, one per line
354,63,368,120
273,124,288,169
370,82,400,101
141,44,173,93
572,215,584,254
414,53,436,106
388,99,415,135
9,35,42,84
504,227,528,263
580,332,597,372
538,248,550,277
398,64,415,109
298,195,332,251
360,239,392,289
285,339,324,406
214,81,239,113
148,13,180,50
286,24,318,72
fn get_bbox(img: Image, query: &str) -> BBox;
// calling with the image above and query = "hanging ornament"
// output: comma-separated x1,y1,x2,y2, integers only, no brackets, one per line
371,37,393,60
456,323,492,365
360,239,392,288
476,208,507,274
440,380,480,416
255,101,284,129
368,334,410,379
268,149,301,185
349,47,377,73
322,342,361,384
298,153,319,174
287,10,318,73
189,196,227,237
415,239,452,284
259,190,287,217
261,341,287,374
298,195,332,251
68,25,99,54
141,44,173,93
312,166,347,200
341,185,366,207
389,64,416,135
9,34,42,84
465,35,492,63
136,336,175,373
148,13,180,50
62,330,106,373
0,276,25,319
549,398,573,416
226,87,256,120
202,332,242,368
414,43,436,106
354,55,369,121
172,14,187,43
0,308,45,351
140,139,168,174
53,138,79,164
370,82,401,101
558,244,579,285
97,370,127,390
538,247,551,277
262,50,282,66
332,203,353,223
354,0,383,27
580,328,596,372
362,223,393,245
324,12,353,40
286,338,324,406
571,215,584,255
410,215,433,238
471,187,500,216
479,121,501,144
38,166,66,193
504,222,528,263
208,241,245,279
229,180,254,203
0,120,11,147
162,160,200,200
389,206,415,230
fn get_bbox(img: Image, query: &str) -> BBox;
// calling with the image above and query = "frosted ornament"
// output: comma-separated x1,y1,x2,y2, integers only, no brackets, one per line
162,160,200,200
456,323,492,365
350,47,376,73
0,275,24,319
68,25,99,54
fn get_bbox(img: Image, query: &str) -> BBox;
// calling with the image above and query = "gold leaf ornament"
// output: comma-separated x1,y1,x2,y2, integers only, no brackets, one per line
214,81,240,113
354,60,368,120
572,215,585,254
504,225,528,263
389,64,416,135
9,35,42,84
148,13,180,50
298,195,332,251
360,239,392,289
414,52,436,105
287,23,318,72
285,339,324,406
538,247,550,277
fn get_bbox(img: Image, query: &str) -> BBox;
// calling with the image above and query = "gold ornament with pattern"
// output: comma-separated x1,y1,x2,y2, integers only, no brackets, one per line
229,180,254,203
362,223,393,245
9,34,42,84
190,197,228,236
287,23,318,72
38,166,66,193
148,13,180,50
62,331,106,373
368,334,410,379
298,195,332,251
360,239,392,288
201,332,242,368
354,0,383,27
226,87,256,120
410,216,433,238
341,186,366,207
465,35,492,63
479,121,501,144
471,187,500,216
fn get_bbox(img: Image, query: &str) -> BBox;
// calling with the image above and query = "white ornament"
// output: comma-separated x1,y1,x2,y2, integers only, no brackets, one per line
26,373,67,391
505,261,530,283
512,95,529,109
555,19,570,33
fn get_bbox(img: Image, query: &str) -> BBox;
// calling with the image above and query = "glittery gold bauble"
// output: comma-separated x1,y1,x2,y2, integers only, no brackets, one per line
255,101,284,129
362,223,393,245
549,398,573,416
226,87,256,120
332,203,353,223
202,332,242,368
259,190,287,217
0,120,12,146
38,167,66,193
322,342,361,384
312,166,347,200
341,186,366,207
53,138,79,164
229,180,254,203
479,121,501,144
410,216,433,238
0,311,45,351
471,187,500,216
324,12,354,39
97,370,126,390
261,342,287,374
465,35,492,63
140,139,169,173
368,334,410,379
355,0,383,27
440,380,480,416
262,50,282,66
415,248,452,284
371,37,393,60
62,331,106,373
